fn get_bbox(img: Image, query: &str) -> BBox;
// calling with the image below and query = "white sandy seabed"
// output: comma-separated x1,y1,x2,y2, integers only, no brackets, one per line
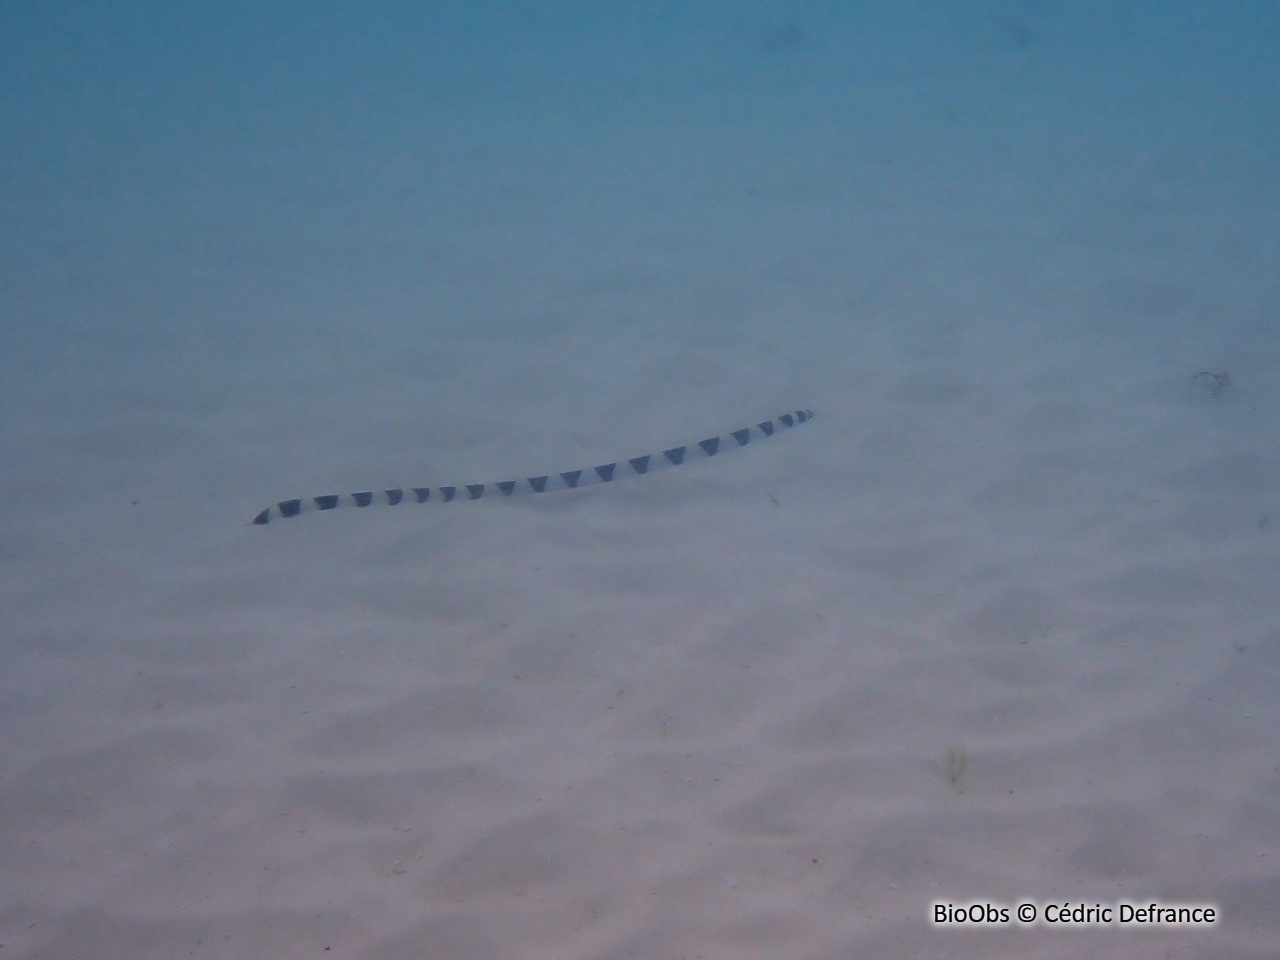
3,268,1278,960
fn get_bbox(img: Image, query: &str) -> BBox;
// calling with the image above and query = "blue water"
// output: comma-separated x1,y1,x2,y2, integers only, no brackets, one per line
6,3,1274,361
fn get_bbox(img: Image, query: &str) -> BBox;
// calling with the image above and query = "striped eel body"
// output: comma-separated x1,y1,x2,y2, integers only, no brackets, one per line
252,408,813,525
